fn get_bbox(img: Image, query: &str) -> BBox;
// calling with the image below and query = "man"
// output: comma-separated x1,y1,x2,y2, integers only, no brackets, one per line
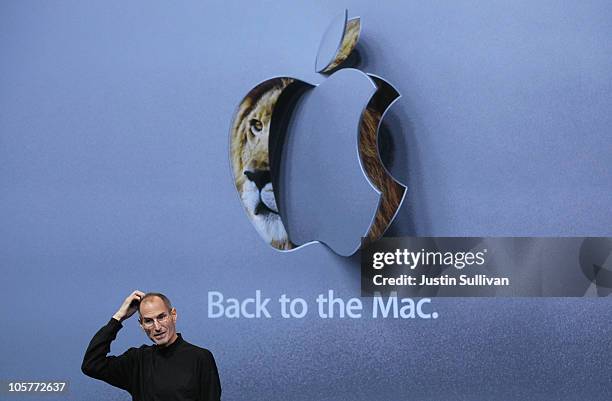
82,290,221,401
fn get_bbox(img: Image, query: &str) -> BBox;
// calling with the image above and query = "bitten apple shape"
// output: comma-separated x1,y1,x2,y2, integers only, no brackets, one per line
229,10,406,256
278,69,382,256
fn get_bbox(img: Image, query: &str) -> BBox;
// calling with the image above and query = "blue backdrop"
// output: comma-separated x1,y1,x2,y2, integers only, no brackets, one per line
1,1,611,400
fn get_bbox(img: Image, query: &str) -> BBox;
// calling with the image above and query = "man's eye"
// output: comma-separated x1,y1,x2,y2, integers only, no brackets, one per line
144,320,152,324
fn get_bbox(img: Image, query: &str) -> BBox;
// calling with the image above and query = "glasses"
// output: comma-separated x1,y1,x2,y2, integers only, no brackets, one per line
140,311,171,328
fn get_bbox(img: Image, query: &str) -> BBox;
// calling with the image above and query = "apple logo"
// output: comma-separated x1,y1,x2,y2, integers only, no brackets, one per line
229,10,406,256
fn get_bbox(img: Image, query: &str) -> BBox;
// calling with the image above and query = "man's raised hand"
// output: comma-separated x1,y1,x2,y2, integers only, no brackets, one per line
113,290,145,322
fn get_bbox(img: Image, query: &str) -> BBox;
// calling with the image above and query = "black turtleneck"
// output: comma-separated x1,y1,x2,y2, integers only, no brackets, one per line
82,318,221,401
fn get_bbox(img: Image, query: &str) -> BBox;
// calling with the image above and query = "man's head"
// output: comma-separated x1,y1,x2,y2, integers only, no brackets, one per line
138,293,177,347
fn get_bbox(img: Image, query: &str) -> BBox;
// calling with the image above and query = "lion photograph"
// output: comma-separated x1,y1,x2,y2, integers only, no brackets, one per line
230,78,295,251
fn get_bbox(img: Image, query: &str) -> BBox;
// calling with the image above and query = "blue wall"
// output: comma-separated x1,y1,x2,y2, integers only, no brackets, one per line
1,1,611,400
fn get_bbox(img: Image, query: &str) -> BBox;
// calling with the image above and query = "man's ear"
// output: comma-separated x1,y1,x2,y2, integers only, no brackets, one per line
171,308,177,322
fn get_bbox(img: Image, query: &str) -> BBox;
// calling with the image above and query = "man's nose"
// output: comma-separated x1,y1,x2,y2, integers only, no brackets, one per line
153,320,162,330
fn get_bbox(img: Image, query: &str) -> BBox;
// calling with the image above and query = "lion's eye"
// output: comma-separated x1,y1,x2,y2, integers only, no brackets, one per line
249,119,263,136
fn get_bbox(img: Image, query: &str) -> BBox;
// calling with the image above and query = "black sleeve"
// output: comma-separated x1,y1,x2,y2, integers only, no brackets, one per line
81,318,137,392
200,349,222,401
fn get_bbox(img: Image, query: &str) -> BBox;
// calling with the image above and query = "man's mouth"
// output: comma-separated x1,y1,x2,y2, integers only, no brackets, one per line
153,332,166,339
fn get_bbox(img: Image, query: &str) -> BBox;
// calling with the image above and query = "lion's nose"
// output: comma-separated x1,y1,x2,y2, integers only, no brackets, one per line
244,169,270,191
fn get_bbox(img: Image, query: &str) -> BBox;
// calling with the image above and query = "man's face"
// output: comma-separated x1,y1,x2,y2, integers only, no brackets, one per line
138,296,177,347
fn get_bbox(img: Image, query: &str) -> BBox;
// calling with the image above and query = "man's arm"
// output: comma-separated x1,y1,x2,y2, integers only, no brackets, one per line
81,290,145,391
200,349,222,401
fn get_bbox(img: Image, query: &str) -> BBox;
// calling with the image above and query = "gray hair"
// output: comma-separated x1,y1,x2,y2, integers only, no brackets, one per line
138,292,173,314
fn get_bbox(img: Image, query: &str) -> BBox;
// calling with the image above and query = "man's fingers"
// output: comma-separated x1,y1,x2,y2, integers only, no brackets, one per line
130,290,145,300
121,292,142,309
127,290,144,302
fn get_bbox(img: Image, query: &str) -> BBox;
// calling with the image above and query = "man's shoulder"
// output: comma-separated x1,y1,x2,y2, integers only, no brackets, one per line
180,339,216,360
120,343,154,357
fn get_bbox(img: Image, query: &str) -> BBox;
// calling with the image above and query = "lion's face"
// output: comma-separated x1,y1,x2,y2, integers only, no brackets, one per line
230,79,293,249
